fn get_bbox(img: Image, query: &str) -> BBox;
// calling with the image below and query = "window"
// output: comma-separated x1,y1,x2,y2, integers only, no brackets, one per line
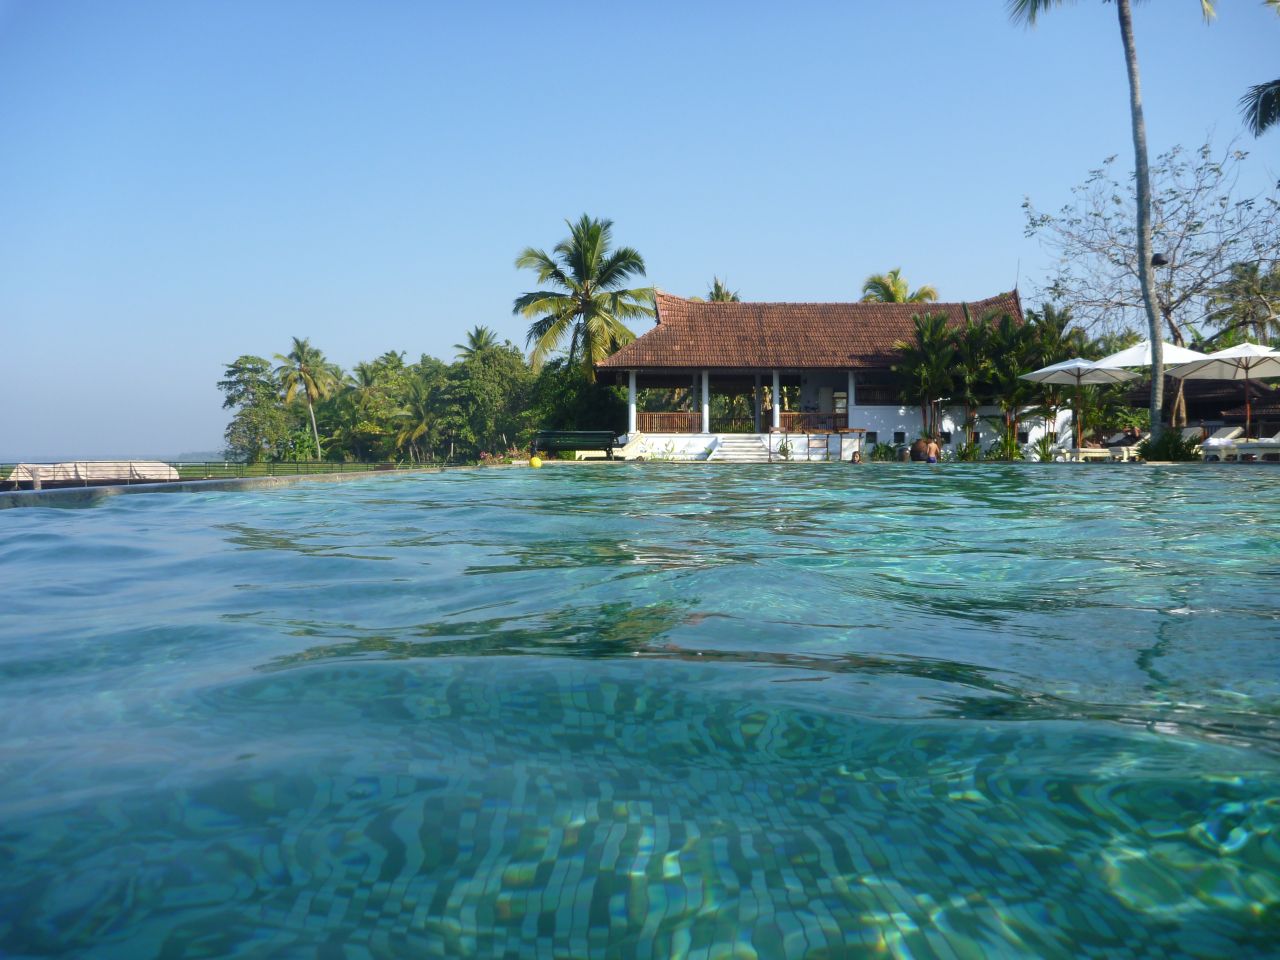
971,431,981,445
865,431,878,445
833,391,848,415
893,431,906,445
1017,430,1029,444
940,431,952,444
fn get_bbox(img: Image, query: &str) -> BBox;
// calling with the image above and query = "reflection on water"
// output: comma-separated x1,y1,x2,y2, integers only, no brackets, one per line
0,464,1278,957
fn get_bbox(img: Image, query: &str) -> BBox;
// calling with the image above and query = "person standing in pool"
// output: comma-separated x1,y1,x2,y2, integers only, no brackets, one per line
850,450,863,464
925,436,941,463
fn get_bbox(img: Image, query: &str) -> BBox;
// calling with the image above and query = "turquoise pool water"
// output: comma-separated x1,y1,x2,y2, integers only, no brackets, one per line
0,465,1277,958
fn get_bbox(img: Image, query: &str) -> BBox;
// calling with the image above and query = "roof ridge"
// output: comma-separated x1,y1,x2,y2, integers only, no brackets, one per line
653,291,1018,308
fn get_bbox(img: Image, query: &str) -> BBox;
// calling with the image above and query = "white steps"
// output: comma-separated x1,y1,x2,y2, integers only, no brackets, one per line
709,435,771,463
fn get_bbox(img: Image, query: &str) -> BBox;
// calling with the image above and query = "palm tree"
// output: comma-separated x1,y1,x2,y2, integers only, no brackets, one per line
454,325,500,360
1009,1,1218,438
950,306,994,439
861,268,938,304
1206,261,1280,343
394,376,440,463
893,312,954,436
707,277,741,302
274,337,340,458
985,311,1038,455
514,215,653,378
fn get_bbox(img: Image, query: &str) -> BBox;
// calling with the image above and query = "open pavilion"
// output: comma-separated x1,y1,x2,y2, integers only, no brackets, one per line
597,290,1024,460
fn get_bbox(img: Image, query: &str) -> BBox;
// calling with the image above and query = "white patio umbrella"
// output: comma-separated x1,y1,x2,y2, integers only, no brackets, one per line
1166,343,1280,438
1020,358,1139,449
1094,340,1208,369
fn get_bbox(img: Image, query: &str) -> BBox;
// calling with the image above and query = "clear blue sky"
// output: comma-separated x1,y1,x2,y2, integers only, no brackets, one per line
2,0,1276,458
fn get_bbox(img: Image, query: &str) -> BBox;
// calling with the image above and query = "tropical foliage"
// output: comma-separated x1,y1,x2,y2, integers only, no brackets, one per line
861,268,937,304
514,215,654,377
706,277,740,302
889,303,1143,457
220,336,627,464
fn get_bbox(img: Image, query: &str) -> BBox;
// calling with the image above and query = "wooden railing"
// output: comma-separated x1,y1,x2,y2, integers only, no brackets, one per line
779,412,845,432
710,418,758,434
637,411,702,433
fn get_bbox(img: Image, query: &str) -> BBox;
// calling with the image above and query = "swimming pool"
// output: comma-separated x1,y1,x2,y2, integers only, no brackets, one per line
1,464,1277,957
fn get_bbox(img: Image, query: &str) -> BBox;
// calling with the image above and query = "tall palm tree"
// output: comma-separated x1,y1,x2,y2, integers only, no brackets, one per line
454,325,500,360
707,277,741,302
861,268,938,304
514,215,653,378
951,306,994,438
274,336,339,458
1009,1,1218,438
893,312,954,436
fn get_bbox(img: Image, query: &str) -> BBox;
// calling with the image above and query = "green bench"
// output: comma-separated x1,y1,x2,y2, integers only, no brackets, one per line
532,430,617,460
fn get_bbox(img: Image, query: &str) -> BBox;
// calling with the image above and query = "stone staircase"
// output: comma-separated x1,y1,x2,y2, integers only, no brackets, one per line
708,435,771,463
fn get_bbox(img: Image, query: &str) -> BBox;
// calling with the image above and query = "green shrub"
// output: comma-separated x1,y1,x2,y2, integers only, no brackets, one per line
1136,430,1201,462
1031,435,1057,463
953,440,982,462
869,442,897,462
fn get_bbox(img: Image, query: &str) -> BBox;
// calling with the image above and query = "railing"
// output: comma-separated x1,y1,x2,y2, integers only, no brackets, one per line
779,412,846,432
1,459,461,491
709,418,758,434
637,412,702,433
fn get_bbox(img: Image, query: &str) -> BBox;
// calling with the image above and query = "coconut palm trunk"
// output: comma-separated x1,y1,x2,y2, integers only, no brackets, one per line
306,396,321,458
1115,0,1165,439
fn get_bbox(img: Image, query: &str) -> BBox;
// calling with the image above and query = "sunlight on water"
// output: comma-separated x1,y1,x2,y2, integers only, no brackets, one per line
0,464,1278,957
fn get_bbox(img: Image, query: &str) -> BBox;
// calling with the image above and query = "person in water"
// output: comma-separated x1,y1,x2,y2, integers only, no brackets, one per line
850,450,863,464
925,437,941,463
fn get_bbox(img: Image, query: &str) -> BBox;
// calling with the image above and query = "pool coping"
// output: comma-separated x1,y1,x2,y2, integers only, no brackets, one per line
0,466,474,510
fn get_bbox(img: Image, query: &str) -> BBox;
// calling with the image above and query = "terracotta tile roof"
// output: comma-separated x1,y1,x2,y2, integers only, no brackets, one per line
598,290,1024,370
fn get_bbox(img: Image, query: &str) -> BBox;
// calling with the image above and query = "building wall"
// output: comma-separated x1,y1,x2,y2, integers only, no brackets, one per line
621,405,1070,461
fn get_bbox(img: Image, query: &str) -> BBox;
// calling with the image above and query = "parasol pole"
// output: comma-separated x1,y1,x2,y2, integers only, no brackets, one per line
1075,379,1083,450
1245,372,1252,438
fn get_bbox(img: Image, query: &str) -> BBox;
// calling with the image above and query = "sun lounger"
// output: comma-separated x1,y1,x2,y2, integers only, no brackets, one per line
1064,447,1116,462
1229,430,1280,462
1200,426,1246,462
1108,444,1142,462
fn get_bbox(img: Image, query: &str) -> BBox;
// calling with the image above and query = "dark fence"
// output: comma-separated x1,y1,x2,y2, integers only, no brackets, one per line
1,459,463,491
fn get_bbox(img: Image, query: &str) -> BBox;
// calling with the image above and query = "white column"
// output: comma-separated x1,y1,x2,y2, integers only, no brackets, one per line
627,370,637,435
753,374,762,432
771,370,781,430
701,370,710,434
847,370,856,429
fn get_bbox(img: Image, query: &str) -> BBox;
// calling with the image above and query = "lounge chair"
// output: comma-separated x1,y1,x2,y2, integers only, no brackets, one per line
1230,429,1280,463
1200,426,1245,462
1064,446,1116,462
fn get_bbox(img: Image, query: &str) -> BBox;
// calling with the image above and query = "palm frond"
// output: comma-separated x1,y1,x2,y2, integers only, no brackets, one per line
513,292,577,318
527,308,577,369
1241,78,1280,137
595,246,647,290
1007,0,1072,27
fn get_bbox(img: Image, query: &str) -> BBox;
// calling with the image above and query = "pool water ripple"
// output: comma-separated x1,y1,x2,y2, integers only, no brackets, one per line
1,464,1278,957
